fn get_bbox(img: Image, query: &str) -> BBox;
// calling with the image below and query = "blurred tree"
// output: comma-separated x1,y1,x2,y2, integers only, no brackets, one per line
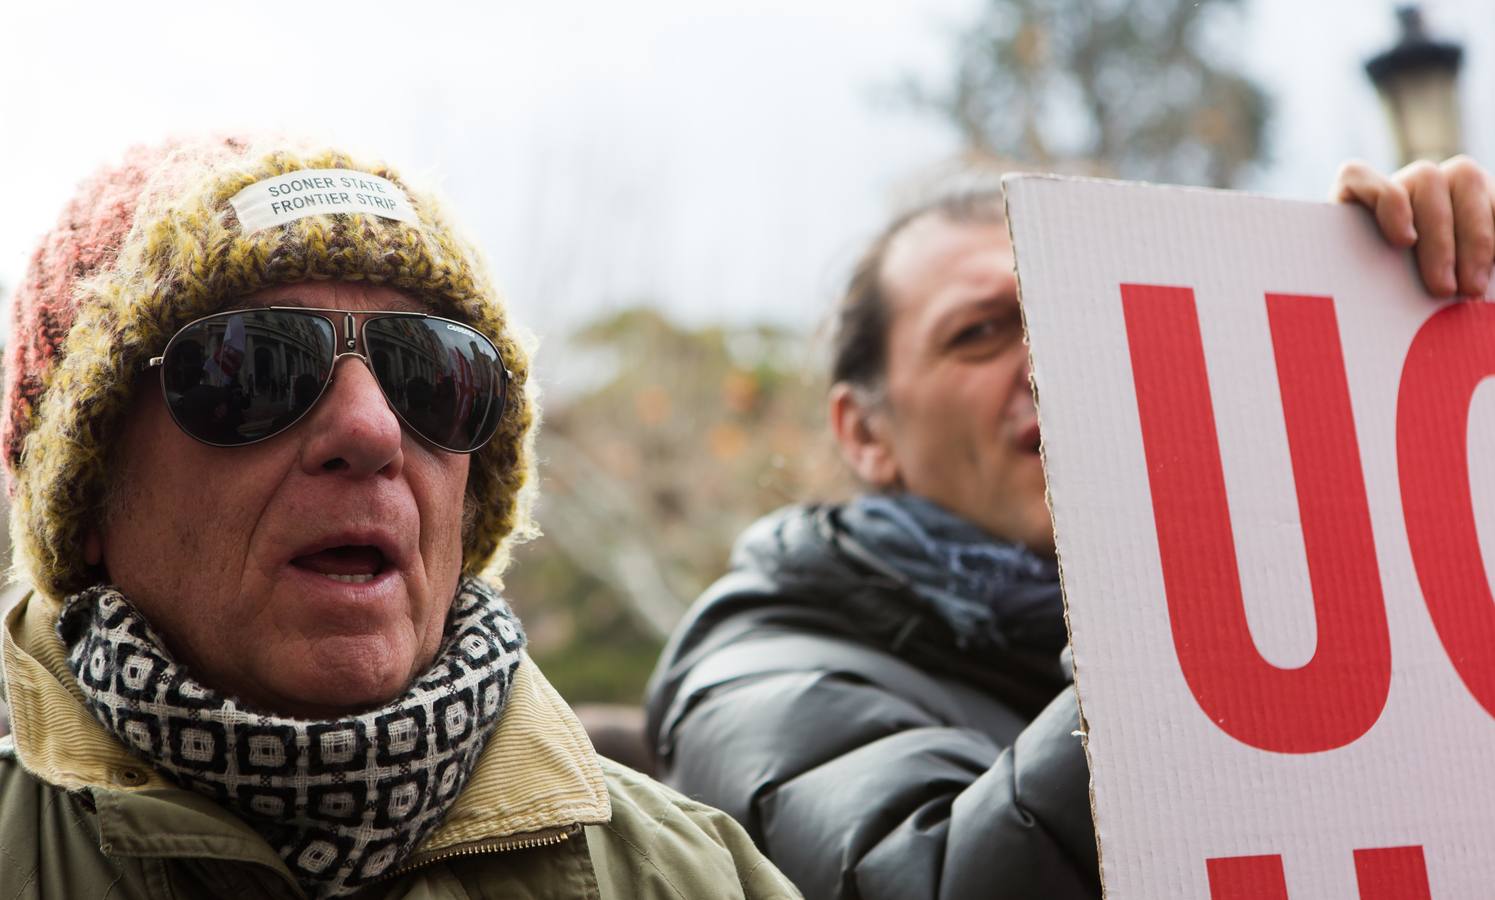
507,306,848,703
907,0,1270,187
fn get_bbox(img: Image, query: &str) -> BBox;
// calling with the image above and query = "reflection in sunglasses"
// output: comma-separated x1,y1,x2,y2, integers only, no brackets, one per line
159,308,506,452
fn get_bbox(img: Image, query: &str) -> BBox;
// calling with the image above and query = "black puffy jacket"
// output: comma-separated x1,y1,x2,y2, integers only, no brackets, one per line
645,502,1100,900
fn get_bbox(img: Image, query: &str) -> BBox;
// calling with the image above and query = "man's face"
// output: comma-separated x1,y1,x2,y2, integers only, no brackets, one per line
873,214,1053,553
94,282,471,717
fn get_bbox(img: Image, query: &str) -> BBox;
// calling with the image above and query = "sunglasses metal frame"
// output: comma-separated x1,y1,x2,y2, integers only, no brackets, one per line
146,305,512,453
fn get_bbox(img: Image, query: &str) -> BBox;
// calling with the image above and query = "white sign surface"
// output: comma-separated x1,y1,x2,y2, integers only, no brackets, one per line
1005,175,1495,900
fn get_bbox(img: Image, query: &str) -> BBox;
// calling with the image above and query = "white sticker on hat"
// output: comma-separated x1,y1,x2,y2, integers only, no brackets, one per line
229,168,418,233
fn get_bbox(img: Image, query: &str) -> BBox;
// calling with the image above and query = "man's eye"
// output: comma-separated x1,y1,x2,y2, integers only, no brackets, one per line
950,315,1018,348
952,321,998,344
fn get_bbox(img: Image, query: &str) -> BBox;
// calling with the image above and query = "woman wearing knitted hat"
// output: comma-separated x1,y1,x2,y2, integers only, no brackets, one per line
0,137,801,899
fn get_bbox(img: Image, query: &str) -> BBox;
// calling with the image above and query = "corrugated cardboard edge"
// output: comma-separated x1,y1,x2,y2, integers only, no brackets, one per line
1000,172,1107,899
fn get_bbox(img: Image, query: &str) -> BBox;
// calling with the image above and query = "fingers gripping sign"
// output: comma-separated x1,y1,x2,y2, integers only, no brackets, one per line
1335,155,1495,298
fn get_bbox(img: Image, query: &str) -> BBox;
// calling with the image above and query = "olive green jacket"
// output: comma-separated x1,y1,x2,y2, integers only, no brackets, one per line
0,590,801,899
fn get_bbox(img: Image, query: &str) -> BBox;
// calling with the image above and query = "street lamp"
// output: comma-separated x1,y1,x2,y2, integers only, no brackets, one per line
1365,6,1464,166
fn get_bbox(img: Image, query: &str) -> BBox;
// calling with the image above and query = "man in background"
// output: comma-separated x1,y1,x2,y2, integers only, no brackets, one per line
644,157,1495,900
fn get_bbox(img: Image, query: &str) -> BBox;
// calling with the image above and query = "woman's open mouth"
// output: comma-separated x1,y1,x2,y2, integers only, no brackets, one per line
290,545,388,585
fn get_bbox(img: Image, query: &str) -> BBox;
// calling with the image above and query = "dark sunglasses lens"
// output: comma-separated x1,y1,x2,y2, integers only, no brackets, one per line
364,317,506,452
163,311,335,446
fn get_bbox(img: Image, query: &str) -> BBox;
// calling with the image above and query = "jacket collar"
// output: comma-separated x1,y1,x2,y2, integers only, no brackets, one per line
0,587,611,860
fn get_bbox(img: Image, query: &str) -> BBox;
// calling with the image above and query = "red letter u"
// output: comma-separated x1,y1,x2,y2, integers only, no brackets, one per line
1122,285,1391,753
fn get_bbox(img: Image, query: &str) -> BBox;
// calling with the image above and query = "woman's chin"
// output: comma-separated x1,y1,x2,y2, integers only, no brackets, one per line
249,638,418,718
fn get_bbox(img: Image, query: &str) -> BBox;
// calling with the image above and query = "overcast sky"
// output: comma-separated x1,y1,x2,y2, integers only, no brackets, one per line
3,0,1492,351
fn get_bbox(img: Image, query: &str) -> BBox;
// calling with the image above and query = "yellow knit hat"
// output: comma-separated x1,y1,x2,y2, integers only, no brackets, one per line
3,136,536,600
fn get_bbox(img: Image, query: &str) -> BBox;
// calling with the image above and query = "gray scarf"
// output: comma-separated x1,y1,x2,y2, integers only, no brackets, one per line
58,577,525,899
843,493,1067,654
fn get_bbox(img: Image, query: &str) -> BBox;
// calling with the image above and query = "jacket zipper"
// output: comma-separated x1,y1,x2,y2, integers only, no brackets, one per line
374,823,581,882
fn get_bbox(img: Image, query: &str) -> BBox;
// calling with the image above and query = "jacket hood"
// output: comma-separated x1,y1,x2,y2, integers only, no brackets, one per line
732,500,1067,656
651,501,1071,729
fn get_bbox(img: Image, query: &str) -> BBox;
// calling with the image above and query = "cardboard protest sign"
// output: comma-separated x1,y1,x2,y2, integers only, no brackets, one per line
1004,175,1495,899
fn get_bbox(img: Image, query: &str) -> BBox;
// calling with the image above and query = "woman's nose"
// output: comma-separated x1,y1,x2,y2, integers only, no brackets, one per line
296,356,405,478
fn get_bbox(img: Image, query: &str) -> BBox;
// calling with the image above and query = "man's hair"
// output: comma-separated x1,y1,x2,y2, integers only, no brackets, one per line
829,173,1008,397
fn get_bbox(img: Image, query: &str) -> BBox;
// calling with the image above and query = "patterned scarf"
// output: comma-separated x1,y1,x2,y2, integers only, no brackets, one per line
844,493,1067,655
57,578,525,899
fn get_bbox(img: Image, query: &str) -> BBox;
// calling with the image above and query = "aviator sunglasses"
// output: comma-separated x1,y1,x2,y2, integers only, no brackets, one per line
147,306,511,453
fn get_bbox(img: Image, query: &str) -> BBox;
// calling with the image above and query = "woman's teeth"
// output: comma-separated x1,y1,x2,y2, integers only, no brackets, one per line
323,573,374,584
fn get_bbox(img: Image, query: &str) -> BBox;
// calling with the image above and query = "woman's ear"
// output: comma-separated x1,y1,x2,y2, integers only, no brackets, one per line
828,382,901,489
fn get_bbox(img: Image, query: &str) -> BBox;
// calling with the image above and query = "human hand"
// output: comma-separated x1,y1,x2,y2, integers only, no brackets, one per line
1333,156,1495,299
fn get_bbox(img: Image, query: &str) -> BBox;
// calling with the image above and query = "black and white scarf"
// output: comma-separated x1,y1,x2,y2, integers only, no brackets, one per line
58,578,525,899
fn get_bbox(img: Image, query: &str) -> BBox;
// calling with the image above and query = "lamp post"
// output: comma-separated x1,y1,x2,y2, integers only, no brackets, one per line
1365,6,1464,166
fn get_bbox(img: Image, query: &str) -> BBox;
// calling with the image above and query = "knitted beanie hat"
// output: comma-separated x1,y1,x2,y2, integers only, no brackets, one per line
4,136,537,601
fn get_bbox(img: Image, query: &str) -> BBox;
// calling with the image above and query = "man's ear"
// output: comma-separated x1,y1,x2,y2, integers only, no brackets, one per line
829,382,901,489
